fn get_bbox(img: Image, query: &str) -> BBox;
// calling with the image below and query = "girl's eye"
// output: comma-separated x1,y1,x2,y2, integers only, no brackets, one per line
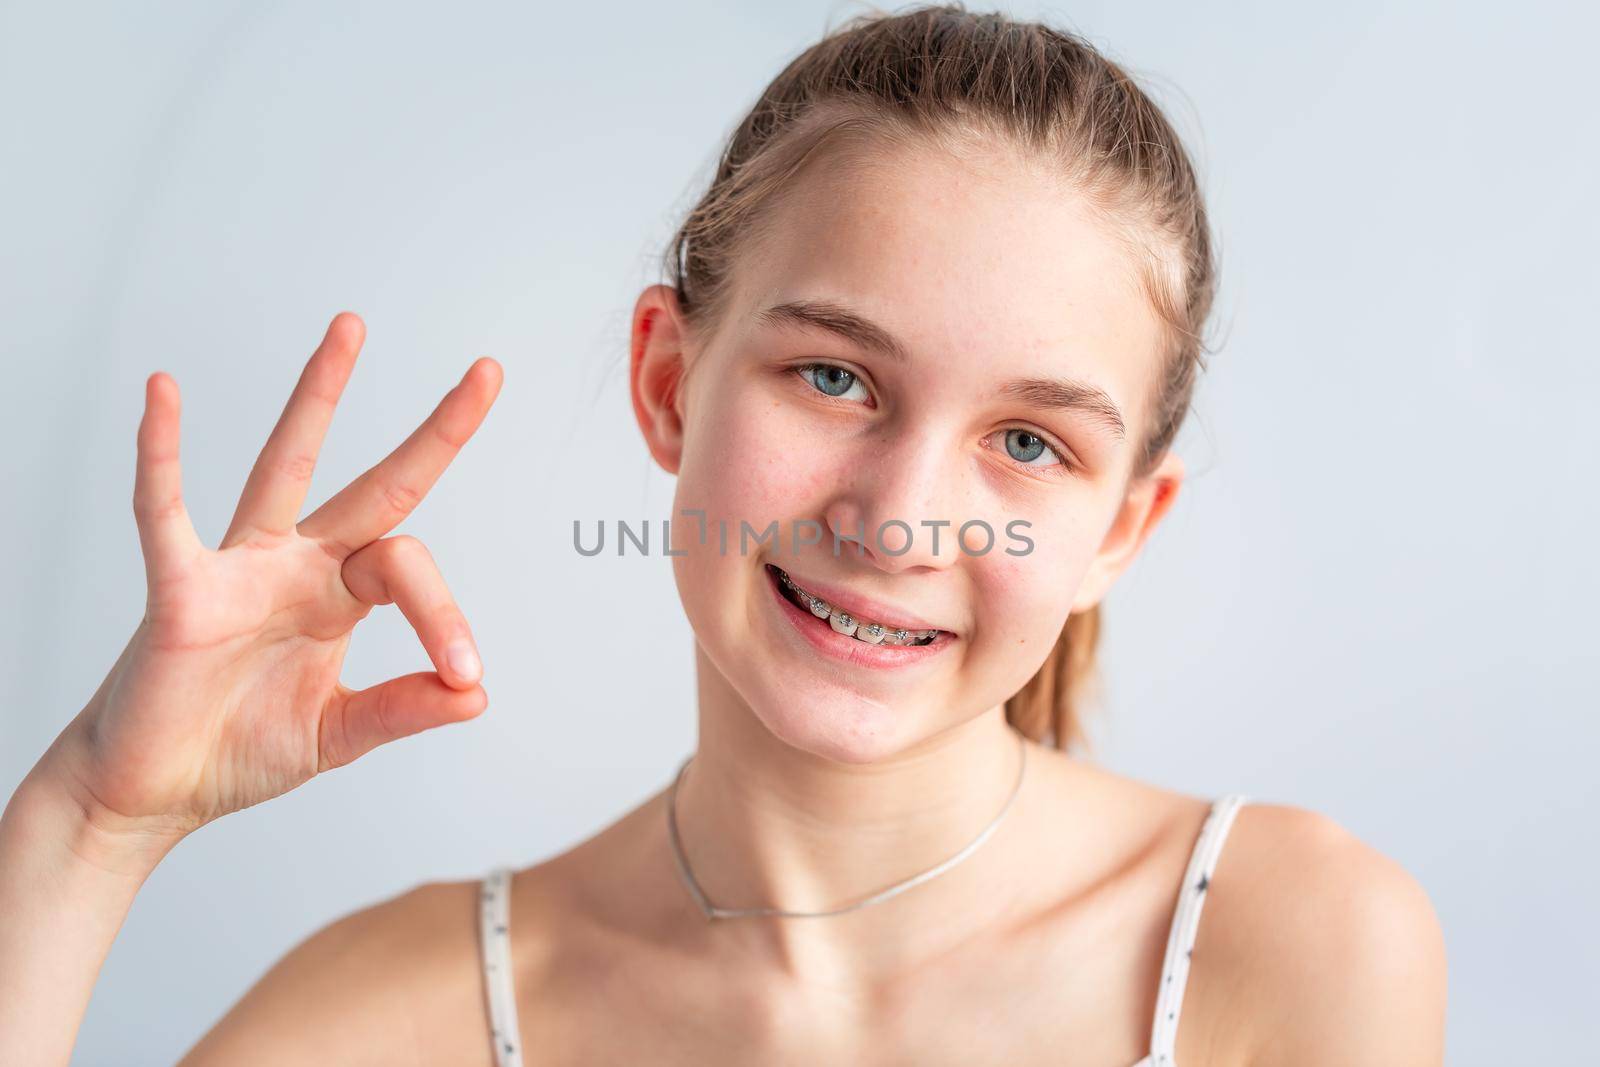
796,363,871,404
991,427,1074,476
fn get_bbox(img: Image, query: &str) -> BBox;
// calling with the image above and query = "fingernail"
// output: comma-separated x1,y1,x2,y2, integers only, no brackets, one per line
447,639,481,682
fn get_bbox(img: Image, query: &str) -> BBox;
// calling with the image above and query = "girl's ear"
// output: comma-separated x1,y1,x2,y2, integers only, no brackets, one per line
1070,450,1186,614
629,284,692,475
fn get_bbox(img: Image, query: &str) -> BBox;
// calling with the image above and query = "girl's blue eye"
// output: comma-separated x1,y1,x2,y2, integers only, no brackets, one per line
1005,428,1049,463
993,428,1071,474
797,363,870,402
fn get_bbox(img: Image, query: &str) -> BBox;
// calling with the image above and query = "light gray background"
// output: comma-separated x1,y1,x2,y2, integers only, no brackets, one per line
2,1,1593,1062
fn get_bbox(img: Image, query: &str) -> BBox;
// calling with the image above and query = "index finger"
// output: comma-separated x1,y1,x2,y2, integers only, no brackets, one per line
297,356,502,557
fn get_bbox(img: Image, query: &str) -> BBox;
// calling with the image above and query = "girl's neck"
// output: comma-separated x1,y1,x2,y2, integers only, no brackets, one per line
672,642,1043,987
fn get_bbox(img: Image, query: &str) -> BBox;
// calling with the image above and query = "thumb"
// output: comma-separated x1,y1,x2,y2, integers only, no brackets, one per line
318,671,487,773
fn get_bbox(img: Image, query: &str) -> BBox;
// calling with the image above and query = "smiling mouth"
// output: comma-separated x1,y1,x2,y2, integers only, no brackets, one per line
766,564,946,647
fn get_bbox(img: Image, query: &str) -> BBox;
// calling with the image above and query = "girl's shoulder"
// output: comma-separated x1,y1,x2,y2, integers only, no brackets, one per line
1053,754,1445,1062
1174,797,1448,1063
177,875,505,1065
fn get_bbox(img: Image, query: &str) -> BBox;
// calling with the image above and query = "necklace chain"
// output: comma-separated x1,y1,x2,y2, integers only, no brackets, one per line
666,730,1028,921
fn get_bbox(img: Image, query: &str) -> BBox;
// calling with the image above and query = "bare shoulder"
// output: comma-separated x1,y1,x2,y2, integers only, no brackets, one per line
175,876,497,1067
1200,802,1448,1066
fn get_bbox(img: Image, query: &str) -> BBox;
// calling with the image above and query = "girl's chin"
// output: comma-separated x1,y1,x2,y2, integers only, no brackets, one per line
742,692,912,766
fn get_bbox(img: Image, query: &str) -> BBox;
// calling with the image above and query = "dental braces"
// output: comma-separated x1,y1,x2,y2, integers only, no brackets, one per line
776,568,934,646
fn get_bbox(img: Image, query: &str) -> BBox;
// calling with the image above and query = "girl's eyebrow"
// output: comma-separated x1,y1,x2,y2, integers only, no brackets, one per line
757,299,913,364
755,298,1127,441
997,378,1125,441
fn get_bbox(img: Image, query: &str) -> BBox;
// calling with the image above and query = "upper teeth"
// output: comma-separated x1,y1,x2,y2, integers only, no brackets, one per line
776,569,939,646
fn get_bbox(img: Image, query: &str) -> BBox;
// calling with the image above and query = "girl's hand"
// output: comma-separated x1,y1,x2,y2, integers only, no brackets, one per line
40,311,502,857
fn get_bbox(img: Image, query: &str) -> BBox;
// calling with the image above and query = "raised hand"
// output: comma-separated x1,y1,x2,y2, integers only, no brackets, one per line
41,311,503,853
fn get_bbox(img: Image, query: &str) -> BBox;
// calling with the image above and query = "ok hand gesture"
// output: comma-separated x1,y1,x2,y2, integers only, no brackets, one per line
45,311,502,852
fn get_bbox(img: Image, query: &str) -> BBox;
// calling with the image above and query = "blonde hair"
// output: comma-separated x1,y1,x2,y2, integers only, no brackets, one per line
660,3,1220,752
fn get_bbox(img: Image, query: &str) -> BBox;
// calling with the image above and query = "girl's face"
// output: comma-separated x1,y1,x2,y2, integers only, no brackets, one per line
631,136,1184,764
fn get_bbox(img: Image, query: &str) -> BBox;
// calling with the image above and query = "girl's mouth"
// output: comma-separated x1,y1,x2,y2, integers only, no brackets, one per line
764,564,949,648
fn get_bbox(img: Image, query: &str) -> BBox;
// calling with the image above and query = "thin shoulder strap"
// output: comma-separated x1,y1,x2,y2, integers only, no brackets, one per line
1146,794,1250,1066
480,866,526,1067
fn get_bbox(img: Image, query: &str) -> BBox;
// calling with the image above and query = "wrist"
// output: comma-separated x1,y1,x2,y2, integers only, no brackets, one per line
13,731,188,883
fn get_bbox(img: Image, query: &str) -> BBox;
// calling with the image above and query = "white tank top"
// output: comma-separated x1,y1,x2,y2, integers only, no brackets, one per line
479,793,1250,1066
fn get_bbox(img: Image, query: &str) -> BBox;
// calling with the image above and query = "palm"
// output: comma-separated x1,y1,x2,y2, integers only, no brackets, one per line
66,313,502,838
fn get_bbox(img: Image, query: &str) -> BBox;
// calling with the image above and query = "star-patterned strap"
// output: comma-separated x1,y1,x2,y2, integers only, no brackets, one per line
480,866,525,1067
1145,794,1250,1065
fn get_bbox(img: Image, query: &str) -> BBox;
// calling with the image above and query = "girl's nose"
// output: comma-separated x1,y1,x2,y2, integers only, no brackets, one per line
822,427,968,574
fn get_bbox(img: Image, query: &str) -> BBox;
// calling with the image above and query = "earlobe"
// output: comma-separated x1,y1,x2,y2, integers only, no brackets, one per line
629,284,690,475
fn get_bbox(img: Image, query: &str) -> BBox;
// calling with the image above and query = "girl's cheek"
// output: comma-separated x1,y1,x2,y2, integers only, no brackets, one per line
976,520,1091,633
703,397,841,520
977,553,1036,630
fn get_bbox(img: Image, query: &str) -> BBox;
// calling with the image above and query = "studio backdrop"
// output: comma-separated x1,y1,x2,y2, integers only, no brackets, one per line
1,2,1594,1063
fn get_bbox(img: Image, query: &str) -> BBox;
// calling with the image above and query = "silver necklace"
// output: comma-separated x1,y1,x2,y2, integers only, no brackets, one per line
666,730,1028,921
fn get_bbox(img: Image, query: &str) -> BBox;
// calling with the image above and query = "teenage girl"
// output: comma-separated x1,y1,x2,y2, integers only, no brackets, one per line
0,6,1446,1064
